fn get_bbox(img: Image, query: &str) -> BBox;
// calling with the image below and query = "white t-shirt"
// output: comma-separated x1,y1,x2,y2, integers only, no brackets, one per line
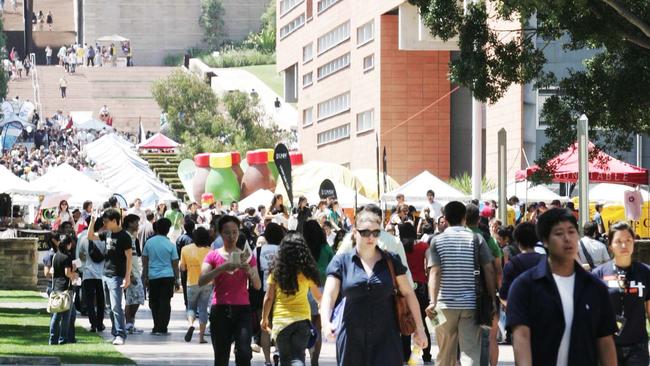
553,273,575,366
258,244,280,292
421,200,443,220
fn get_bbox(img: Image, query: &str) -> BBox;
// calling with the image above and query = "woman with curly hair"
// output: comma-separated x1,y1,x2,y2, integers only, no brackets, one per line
261,232,322,366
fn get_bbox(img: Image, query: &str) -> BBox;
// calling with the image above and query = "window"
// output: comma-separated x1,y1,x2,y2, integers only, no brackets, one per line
303,107,313,126
317,91,350,120
357,20,374,46
356,109,374,133
302,72,313,88
317,124,350,145
280,0,304,17
363,54,374,72
317,21,350,55
317,52,350,80
280,13,306,39
536,88,560,129
303,43,313,64
317,0,341,14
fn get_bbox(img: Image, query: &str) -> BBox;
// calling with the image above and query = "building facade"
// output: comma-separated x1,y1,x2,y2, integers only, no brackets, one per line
276,0,454,184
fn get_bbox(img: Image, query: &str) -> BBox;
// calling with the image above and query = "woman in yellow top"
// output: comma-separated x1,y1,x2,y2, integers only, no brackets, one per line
180,227,212,343
261,232,322,366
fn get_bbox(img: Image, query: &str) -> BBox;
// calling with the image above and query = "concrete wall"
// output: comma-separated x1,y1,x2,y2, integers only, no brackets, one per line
82,0,267,66
0,238,39,290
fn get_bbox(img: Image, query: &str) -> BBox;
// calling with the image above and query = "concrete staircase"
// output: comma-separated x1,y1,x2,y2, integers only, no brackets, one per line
140,153,188,201
8,65,175,132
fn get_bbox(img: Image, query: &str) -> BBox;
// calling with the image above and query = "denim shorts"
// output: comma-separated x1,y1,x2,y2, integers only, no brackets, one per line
187,284,213,324
125,280,145,306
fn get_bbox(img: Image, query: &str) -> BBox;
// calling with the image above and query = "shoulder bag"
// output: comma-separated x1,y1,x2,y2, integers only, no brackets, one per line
384,250,417,335
47,253,72,314
473,234,495,328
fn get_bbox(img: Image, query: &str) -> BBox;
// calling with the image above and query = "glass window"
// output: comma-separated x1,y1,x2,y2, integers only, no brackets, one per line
356,109,374,133
280,13,306,39
317,91,350,120
303,107,313,126
357,20,374,46
280,0,304,16
363,54,374,72
303,43,313,64
317,52,350,80
317,123,350,145
317,21,350,55
317,0,341,14
302,72,313,88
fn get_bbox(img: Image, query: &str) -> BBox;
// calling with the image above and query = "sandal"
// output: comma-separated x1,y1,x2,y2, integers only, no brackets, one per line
184,326,195,342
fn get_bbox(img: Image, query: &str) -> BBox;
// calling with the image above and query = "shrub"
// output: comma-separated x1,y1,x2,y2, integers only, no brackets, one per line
200,48,276,68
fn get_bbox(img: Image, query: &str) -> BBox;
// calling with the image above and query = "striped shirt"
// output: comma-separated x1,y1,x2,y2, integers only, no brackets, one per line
429,226,493,309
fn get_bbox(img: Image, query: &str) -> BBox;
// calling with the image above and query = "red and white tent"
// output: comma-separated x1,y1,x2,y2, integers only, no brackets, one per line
137,133,179,150
516,142,648,185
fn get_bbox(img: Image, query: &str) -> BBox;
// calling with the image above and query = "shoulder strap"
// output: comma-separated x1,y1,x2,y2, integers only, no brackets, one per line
382,250,399,294
472,234,481,297
579,239,595,270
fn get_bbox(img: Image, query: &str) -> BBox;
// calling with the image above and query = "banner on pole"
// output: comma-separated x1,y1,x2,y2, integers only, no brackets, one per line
274,143,294,208
319,179,337,200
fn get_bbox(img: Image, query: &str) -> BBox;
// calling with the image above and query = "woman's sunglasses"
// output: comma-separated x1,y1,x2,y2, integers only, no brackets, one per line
357,229,381,238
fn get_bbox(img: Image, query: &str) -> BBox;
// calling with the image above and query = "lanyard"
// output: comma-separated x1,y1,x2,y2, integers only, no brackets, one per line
614,263,632,318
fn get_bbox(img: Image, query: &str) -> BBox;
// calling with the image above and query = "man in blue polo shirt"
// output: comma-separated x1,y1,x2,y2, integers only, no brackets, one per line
507,208,617,366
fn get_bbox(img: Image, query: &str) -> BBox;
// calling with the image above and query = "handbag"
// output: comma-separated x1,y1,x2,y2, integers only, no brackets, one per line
47,253,72,314
472,234,495,328
383,250,417,336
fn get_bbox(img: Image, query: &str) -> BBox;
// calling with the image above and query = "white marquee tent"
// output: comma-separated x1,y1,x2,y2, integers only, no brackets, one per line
587,183,650,204
238,189,274,210
83,133,176,208
382,170,468,208
304,184,374,209
31,163,112,207
482,181,565,203
0,165,46,195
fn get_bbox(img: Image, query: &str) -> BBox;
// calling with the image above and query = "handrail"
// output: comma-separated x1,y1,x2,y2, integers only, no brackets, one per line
29,52,42,119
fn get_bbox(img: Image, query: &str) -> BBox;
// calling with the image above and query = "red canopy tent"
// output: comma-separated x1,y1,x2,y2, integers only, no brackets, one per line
138,133,179,150
516,142,648,185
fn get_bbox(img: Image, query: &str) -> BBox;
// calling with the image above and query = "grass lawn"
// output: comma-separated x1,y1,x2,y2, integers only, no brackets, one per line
0,307,134,364
0,290,46,303
239,64,283,97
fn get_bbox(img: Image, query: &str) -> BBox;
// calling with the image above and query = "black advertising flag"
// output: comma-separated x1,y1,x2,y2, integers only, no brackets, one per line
274,143,293,208
319,179,337,200
382,146,388,195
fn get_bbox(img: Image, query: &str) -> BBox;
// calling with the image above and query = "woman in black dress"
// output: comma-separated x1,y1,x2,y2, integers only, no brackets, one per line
48,235,78,345
320,205,427,366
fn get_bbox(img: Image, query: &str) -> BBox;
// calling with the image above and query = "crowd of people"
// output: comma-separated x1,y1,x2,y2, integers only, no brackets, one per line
39,188,649,366
51,41,133,69
31,9,54,31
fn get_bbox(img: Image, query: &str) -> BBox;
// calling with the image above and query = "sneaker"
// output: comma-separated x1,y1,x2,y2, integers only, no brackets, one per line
112,336,125,345
185,326,195,342
128,327,144,334
97,324,106,332
251,342,261,353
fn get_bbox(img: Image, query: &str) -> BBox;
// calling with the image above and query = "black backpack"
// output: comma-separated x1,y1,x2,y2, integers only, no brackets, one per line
0,193,11,217
88,240,105,263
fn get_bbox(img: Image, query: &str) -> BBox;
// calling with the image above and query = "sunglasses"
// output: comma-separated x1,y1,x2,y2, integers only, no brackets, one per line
357,229,381,238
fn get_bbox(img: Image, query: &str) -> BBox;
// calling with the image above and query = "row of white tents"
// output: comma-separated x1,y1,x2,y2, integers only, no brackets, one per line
1,133,176,209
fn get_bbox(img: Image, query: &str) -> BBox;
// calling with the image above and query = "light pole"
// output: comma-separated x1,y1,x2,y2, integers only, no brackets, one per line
578,114,589,230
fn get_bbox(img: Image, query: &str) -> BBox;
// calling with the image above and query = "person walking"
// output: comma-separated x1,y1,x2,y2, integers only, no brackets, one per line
45,45,52,65
176,218,195,307
303,220,334,366
425,201,497,366
593,222,650,366
261,232,322,366
76,217,106,332
88,209,133,346
180,227,212,343
48,235,78,345
142,218,180,335
507,208,618,366
87,45,95,67
321,205,427,366
164,201,183,242
123,214,145,334
398,222,432,364
46,11,53,31
59,76,67,99
199,215,262,366
578,220,611,271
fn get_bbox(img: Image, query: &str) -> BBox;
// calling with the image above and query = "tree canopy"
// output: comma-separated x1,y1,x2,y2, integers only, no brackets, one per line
152,70,290,158
199,0,226,50
410,0,650,179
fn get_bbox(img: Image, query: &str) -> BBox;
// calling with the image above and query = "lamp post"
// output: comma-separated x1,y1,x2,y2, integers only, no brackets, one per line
578,114,589,230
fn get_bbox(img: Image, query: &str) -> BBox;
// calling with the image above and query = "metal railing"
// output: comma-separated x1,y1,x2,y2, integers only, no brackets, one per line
29,52,42,119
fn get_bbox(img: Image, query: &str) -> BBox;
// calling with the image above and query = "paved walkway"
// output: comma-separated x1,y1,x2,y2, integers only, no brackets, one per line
76,291,516,365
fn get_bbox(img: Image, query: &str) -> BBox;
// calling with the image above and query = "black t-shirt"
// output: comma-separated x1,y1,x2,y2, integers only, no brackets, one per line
593,260,650,345
52,252,72,292
100,230,132,278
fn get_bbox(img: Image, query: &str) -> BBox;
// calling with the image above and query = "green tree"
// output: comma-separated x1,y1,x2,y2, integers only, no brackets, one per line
411,0,650,179
0,19,8,100
244,0,276,53
199,0,226,50
152,71,290,158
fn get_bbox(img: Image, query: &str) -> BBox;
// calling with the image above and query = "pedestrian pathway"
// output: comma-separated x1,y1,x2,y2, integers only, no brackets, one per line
77,291,516,365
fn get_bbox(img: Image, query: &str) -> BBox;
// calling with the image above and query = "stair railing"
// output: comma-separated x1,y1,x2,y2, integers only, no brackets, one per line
29,52,42,119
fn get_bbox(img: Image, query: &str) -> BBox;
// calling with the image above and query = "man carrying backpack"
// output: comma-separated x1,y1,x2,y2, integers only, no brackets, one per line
77,216,106,332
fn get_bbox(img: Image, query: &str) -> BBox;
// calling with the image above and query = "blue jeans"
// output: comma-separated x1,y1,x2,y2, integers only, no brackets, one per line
103,275,126,338
49,307,71,345
186,284,212,325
